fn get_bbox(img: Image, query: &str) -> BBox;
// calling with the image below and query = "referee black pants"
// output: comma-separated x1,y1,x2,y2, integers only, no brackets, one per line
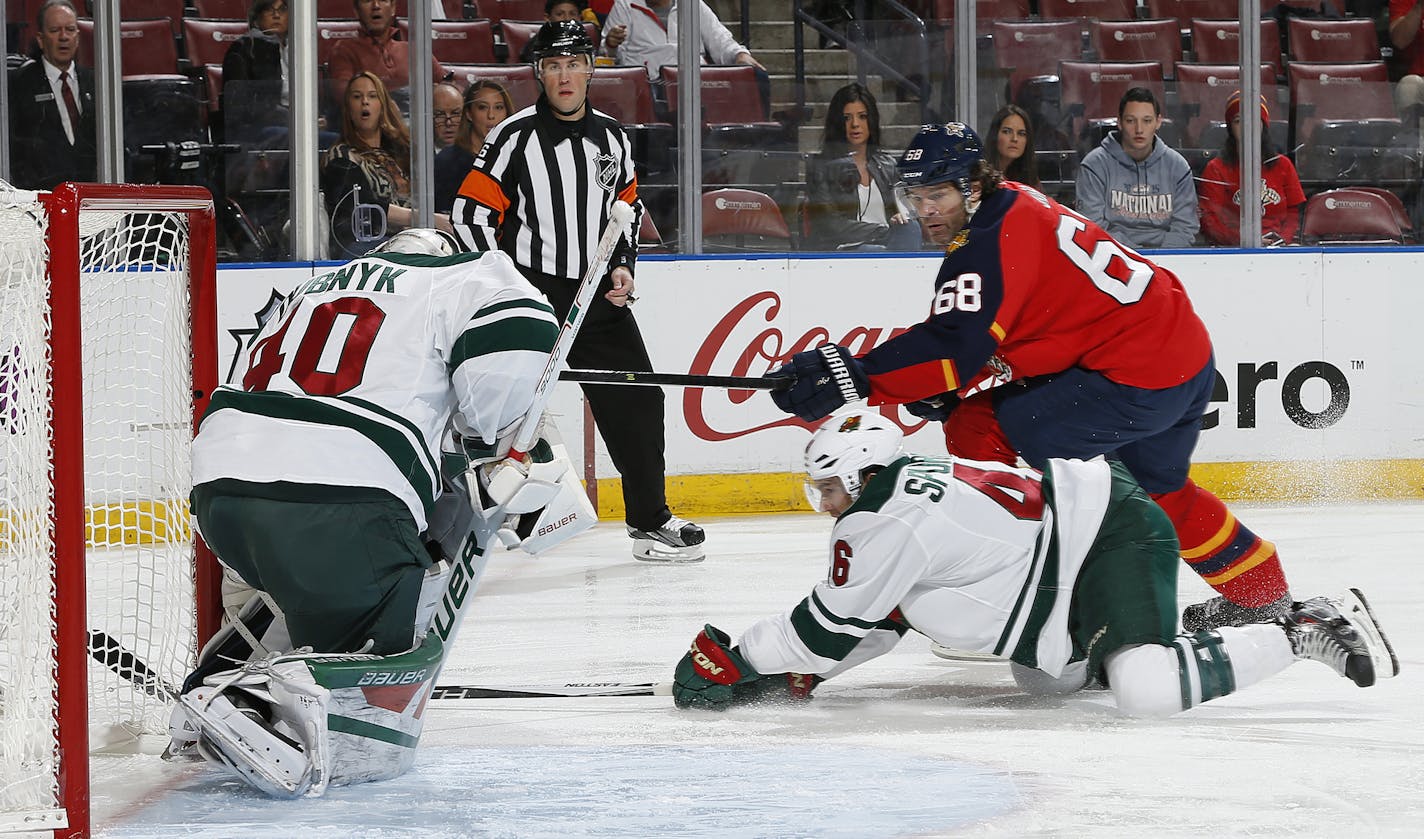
525,268,671,530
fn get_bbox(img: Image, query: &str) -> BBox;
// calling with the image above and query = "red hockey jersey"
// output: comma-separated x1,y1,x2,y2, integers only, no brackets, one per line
861,182,1213,403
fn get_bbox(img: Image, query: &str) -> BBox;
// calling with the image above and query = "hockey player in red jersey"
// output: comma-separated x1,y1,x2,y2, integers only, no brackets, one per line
768,123,1290,631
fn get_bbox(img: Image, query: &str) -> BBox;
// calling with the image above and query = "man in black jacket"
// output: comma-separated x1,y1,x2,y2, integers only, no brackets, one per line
8,0,96,190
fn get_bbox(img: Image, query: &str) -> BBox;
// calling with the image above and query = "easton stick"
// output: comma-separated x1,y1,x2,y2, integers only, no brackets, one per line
559,369,793,390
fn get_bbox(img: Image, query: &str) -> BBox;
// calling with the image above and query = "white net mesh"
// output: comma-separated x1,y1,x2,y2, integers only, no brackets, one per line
1,194,201,831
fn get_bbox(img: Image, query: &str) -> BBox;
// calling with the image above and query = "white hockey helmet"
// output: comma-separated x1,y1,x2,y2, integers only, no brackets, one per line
803,409,905,509
369,228,464,257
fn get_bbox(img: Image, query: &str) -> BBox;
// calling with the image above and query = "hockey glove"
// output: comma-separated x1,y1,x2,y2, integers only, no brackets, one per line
905,391,959,423
769,344,870,422
673,625,763,711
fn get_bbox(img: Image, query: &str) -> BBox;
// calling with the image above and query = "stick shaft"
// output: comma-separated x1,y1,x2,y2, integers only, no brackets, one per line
560,369,791,390
429,682,666,699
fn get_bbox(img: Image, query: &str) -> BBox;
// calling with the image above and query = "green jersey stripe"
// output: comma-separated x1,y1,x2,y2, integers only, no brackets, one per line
810,590,883,631
205,389,436,515
789,597,863,661
842,456,911,517
327,714,420,749
449,316,558,372
475,297,555,319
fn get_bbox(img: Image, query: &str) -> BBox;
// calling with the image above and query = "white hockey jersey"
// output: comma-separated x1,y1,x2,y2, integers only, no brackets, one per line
192,249,558,530
739,455,1112,680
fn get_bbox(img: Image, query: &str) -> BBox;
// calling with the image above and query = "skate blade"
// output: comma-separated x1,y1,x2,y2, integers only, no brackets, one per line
631,538,705,564
1341,588,1400,680
930,642,1005,663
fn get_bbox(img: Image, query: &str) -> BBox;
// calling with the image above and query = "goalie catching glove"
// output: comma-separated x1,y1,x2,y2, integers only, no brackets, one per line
672,625,821,711
770,344,870,422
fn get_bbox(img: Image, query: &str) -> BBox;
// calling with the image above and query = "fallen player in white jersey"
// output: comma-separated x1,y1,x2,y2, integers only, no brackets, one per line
671,409,1399,716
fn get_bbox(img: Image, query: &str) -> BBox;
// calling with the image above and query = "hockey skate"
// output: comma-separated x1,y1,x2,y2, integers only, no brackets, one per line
1182,592,1292,632
1279,588,1400,688
628,515,705,563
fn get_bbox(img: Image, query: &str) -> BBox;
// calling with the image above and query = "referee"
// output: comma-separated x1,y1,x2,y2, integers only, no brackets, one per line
451,20,705,563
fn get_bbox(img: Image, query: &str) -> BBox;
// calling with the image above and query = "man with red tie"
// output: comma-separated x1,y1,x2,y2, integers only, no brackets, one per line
8,0,97,190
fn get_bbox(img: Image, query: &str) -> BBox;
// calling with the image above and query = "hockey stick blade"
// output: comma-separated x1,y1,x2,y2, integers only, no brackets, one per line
429,682,669,699
559,369,793,391
87,630,178,698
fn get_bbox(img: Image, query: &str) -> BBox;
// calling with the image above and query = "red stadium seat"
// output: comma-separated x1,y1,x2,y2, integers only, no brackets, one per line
1286,17,1380,64
1288,60,1397,145
1142,0,1238,31
1349,187,1415,242
588,66,665,125
990,18,1083,102
76,18,179,78
1301,188,1405,245
192,0,249,19
638,210,664,250
430,20,497,64
1038,0,1137,21
660,65,775,128
316,19,362,67
444,63,539,110
1058,60,1165,147
702,188,791,252
395,0,467,17
928,0,1031,34
482,0,546,26
1191,18,1282,80
1174,62,1276,148
501,20,599,64
119,0,186,35
183,18,250,69
317,0,355,19
1092,18,1183,79
202,63,223,114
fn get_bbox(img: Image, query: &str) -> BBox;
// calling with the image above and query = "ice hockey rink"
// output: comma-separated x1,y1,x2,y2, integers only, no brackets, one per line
85,500,1421,838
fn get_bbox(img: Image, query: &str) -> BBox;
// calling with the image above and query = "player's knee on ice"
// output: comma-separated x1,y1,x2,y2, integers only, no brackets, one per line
1104,644,1185,718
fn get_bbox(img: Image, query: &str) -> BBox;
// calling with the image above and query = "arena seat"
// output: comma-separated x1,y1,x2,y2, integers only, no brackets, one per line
928,0,1031,35
989,16,1082,148
660,65,776,128
588,66,664,126
1286,17,1380,64
183,18,249,70
76,18,179,77
444,63,539,110
702,188,791,253
120,0,186,35
429,19,496,64
1288,60,1398,146
482,0,547,26
1143,0,1238,32
317,0,355,19
192,0,248,19
203,63,223,115
1174,62,1276,148
316,19,362,68
1301,188,1405,245
1038,0,1137,22
1058,60,1166,150
1092,18,1183,79
1191,18,1283,80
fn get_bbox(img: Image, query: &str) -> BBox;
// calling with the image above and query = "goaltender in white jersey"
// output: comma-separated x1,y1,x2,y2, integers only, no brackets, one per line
175,229,593,798
672,410,1399,716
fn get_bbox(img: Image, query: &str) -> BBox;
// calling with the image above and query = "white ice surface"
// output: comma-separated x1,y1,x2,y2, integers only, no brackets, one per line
90,502,1422,838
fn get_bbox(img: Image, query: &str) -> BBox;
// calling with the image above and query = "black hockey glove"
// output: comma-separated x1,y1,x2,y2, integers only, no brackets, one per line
769,344,870,422
905,391,959,423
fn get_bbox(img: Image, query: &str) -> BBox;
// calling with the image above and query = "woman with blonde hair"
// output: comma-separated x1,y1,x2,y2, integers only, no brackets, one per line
434,80,514,213
322,71,447,255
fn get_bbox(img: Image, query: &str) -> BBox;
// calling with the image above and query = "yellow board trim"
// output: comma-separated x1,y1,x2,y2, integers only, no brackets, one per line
593,459,1424,519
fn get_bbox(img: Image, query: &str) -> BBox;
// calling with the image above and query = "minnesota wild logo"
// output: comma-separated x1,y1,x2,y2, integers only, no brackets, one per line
837,415,863,433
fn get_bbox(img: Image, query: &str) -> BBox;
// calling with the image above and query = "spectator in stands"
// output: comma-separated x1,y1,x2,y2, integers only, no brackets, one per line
8,0,95,190
327,0,447,100
323,71,449,257
805,83,920,251
1390,0,1424,133
220,0,290,148
520,2,592,63
1197,91,1305,247
434,80,513,213
601,0,769,116
433,82,463,149
1076,87,1199,249
985,104,1040,190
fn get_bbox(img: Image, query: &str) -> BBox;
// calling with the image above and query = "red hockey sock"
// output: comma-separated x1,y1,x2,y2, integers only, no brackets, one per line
1151,480,1290,607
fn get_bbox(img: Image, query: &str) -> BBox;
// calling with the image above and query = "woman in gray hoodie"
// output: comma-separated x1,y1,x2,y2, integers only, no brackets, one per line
1075,88,1199,250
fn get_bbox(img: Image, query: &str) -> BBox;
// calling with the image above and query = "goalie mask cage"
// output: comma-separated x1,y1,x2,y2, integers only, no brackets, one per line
0,183,220,839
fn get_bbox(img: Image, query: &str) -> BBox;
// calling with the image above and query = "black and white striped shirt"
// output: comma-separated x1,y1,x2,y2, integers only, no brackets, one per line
451,98,642,280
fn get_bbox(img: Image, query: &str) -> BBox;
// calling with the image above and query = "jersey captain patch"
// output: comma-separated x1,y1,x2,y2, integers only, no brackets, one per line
594,152,619,192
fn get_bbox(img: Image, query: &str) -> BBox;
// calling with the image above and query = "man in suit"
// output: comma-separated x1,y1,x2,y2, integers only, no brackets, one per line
9,0,97,190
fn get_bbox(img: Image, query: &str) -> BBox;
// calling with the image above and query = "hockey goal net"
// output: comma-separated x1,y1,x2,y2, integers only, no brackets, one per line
0,183,220,838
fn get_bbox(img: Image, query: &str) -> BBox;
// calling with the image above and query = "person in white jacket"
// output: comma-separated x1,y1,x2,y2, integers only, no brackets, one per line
601,0,768,115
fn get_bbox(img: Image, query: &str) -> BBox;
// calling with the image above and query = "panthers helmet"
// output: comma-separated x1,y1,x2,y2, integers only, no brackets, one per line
803,409,905,508
528,19,595,65
368,228,464,257
895,122,984,198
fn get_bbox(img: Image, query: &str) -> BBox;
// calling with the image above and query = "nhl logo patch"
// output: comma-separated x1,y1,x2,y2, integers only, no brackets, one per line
594,152,619,192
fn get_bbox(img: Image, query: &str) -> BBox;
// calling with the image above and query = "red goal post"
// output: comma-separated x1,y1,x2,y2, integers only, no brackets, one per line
1,183,221,839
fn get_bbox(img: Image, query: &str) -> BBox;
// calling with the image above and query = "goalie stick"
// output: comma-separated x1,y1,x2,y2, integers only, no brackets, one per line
88,631,669,701
559,369,792,390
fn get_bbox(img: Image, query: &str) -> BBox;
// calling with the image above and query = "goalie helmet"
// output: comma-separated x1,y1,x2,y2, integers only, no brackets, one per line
368,228,464,257
803,409,904,507
895,122,983,199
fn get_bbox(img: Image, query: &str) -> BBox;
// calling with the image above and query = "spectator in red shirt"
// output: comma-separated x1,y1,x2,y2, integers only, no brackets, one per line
1196,91,1305,247
1390,0,1424,127
327,0,447,99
